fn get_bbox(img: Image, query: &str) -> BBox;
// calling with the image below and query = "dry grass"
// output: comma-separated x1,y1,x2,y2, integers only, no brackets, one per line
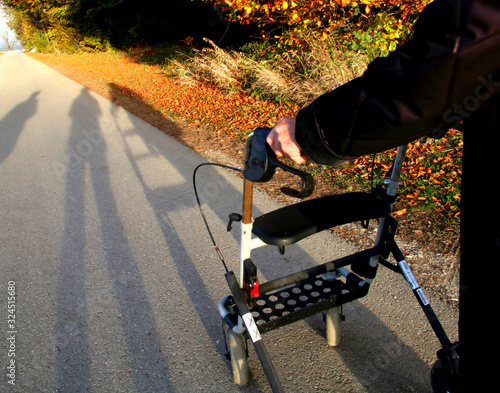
173,38,249,91
291,39,368,102
174,37,367,105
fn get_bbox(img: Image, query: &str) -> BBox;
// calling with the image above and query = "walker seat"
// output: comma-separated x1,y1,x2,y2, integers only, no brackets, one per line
252,192,391,246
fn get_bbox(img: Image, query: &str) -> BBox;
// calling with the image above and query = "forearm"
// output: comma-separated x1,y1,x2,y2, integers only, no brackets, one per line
295,0,500,165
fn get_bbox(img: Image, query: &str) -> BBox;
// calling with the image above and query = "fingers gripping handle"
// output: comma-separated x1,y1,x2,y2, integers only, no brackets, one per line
244,128,314,198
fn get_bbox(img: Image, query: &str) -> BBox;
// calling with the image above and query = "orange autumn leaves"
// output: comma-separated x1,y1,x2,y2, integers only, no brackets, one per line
32,51,297,138
204,0,432,59
205,0,431,38
346,134,463,219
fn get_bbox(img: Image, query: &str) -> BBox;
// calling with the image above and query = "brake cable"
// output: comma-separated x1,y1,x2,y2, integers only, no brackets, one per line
193,162,243,273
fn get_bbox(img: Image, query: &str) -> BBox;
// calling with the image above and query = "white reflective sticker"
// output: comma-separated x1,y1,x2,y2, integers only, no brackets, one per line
416,288,429,306
242,312,262,343
398,260,419,290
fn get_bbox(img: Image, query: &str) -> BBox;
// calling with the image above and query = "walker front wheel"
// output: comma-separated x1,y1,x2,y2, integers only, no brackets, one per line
227,328,249,386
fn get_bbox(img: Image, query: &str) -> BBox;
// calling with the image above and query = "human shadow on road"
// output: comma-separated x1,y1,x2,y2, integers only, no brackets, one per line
57,87,176,392
108,83,437,392
0,91,40,165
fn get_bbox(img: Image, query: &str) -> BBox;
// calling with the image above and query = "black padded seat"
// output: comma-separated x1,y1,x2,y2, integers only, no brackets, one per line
252,192,391,246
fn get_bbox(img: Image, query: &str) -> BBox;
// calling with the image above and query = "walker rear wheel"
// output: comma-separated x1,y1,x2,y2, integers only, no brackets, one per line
227,328,249,386
325,306,342,346
430,358,458,393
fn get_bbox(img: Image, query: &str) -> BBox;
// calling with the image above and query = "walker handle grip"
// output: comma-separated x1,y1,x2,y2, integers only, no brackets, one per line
243,128,314,198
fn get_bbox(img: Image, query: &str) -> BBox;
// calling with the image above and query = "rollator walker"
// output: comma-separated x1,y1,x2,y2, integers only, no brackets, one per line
194,128,459,392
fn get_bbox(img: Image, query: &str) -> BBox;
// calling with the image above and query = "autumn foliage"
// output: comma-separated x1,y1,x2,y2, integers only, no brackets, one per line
1,0,228,52
205,0,432,56
4,0,432,57
210,0,428,32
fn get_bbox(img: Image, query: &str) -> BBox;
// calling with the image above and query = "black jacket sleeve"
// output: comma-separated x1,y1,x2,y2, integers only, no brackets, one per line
295,0,500,166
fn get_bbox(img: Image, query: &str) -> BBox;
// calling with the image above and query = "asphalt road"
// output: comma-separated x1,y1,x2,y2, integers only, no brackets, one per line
0,52,458,392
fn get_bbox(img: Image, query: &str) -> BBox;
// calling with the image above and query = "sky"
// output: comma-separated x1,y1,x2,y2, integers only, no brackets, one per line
0,8,21,51
0,8,10,32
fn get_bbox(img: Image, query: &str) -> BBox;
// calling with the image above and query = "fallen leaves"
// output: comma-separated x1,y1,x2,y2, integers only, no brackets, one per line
342,132,462,219
31,51,297,141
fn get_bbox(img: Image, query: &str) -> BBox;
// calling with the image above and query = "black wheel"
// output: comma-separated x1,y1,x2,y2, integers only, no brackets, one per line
431,358,458,393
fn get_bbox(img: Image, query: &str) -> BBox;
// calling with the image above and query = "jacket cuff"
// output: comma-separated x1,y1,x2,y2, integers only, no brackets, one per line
295,103,356,166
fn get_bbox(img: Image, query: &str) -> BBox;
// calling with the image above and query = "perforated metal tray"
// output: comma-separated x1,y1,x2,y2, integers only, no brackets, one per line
250,275,348,334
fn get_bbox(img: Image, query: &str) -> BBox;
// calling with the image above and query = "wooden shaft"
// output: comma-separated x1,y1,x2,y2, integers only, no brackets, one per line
242,178,253,224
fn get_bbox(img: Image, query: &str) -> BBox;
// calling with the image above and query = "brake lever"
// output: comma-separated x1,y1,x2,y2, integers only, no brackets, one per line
243,128,314,198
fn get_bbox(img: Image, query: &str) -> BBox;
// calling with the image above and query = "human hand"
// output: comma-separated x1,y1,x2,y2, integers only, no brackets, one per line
266,117,310,165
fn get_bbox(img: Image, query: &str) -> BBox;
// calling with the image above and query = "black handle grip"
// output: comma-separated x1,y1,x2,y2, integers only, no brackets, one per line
243,128,314,198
